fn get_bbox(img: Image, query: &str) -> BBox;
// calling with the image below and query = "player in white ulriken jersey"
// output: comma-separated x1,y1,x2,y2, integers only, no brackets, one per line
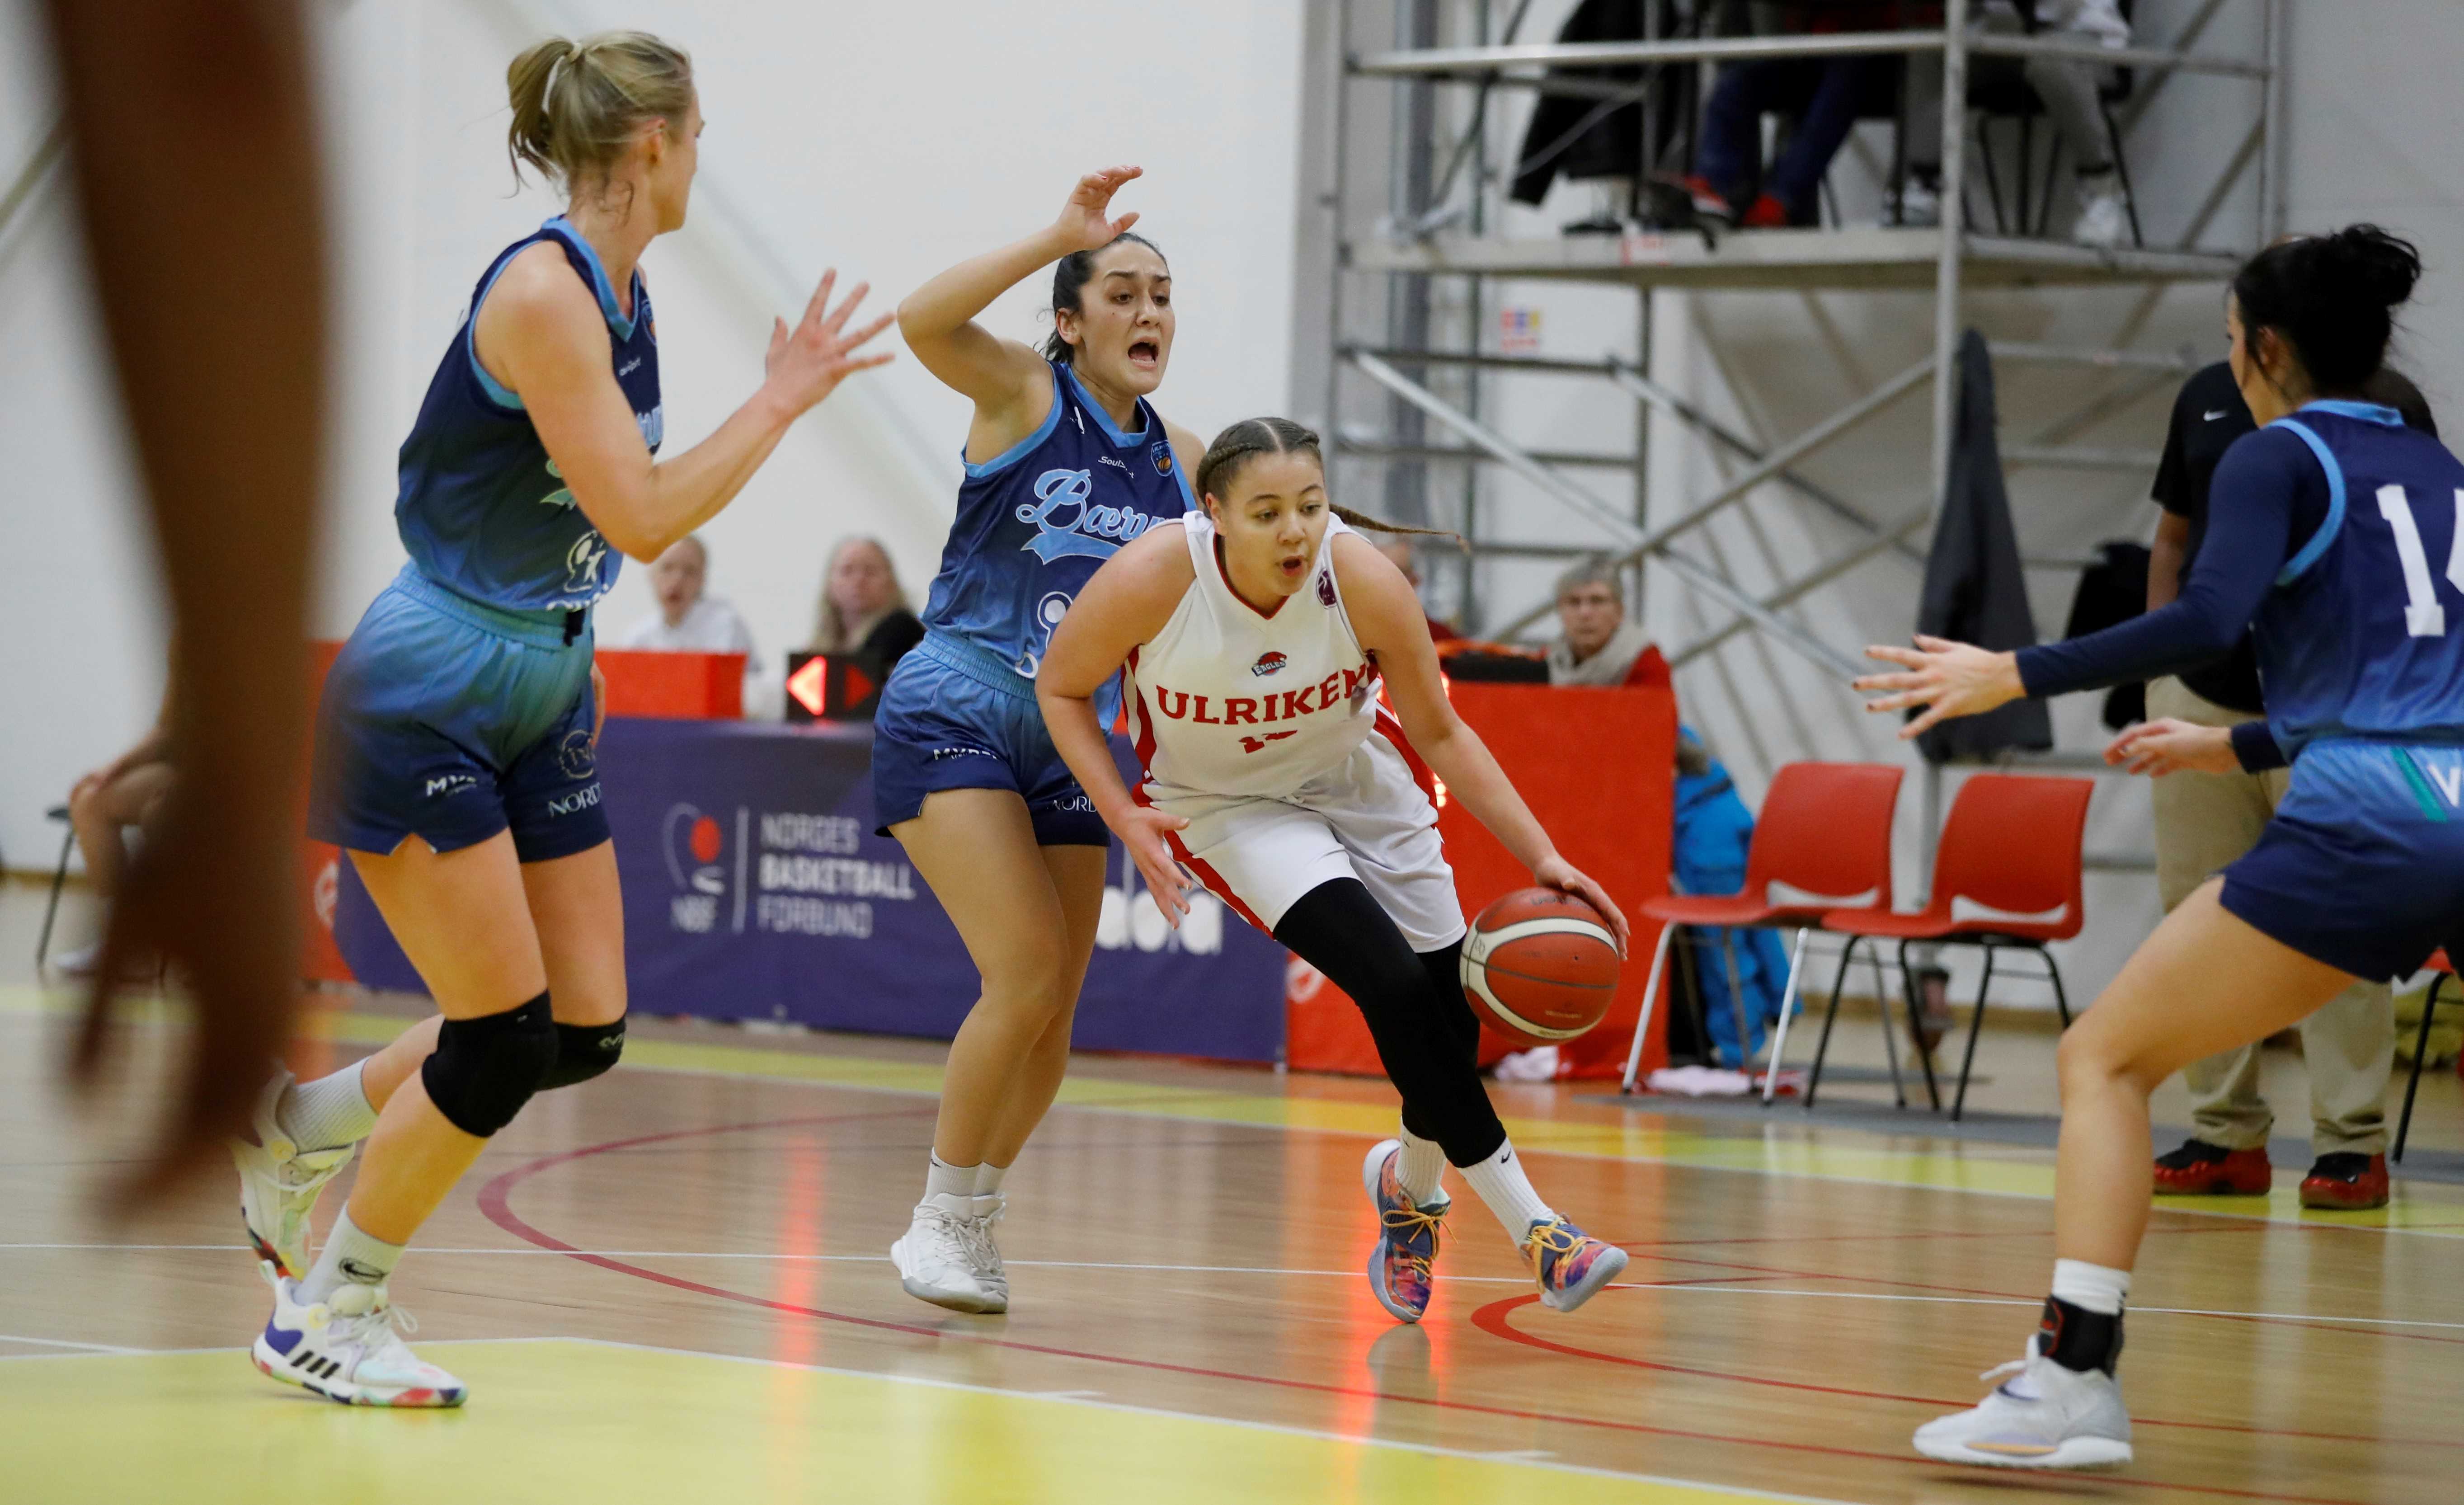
1035,415,1634,1323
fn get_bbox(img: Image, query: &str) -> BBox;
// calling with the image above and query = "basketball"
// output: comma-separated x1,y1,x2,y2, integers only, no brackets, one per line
1459,887,1623,1047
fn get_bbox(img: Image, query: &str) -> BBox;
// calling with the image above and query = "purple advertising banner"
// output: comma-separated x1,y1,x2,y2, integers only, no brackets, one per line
334,717,1288,1062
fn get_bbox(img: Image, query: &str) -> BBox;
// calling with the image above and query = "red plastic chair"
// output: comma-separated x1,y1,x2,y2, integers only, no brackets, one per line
1620,762,1904,1102
1816,773,2095,1121
2396,948,2455,1164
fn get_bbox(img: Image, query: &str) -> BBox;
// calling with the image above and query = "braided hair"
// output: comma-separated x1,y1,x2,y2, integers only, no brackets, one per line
1195,418,1458,542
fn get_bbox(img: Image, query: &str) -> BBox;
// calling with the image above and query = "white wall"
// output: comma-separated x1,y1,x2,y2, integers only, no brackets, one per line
0,0,1303,871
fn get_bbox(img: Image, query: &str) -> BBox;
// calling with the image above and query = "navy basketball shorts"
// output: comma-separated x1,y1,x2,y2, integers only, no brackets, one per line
2219,738,2464,979
870,633,1107,847
308,566,610,864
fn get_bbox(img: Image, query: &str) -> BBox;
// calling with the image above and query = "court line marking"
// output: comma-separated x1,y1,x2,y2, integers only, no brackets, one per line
477,1112,2459,1484
0,1332,1866,1505
13,1243,2464,1332
0,1333,146,1354
554,1334,1874,1505
12,986,2461,1237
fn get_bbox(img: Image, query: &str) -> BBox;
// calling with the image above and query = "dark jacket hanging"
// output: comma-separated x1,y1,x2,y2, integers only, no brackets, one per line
1510,0,1684,204
1913,329,2054,762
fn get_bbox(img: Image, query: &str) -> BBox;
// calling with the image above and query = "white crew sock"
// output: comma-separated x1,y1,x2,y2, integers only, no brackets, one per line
1396,1127,1447,1207
2050,1258,2131,1317
277,1060,378,1153
924,1153,978,1203
1458,1138,1555,1239
974,1162,1009,1198
299,1209,404,1304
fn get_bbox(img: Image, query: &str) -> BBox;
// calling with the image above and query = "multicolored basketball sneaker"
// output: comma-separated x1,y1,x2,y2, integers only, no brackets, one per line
1522,1215,1628,1312
232,1067,356,1279
251,1267,466,1408
1360,1139,1448,1324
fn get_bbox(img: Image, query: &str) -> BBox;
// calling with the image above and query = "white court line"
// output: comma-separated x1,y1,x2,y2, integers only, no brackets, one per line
0,1331,1862,1505
13,1244,2463,1331
12,989,2463,1242
0,1333,147,1354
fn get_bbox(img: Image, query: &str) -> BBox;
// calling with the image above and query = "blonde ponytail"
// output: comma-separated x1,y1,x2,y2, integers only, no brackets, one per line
503,31,694,199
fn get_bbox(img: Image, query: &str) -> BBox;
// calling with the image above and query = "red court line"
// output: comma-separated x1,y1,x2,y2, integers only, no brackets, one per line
473,1114,2421,1501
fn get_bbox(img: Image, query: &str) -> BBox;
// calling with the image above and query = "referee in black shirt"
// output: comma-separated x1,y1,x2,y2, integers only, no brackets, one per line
2140,362,2434,1211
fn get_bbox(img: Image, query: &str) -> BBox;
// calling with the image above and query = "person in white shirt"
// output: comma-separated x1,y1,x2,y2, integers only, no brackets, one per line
616,535,770,715
1898,0,2134,248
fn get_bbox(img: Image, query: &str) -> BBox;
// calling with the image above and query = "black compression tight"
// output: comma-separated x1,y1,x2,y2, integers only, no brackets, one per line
1273,877,1507,1167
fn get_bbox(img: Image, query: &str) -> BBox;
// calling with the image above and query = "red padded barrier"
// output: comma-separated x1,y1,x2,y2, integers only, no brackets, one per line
1285,677,1677,1081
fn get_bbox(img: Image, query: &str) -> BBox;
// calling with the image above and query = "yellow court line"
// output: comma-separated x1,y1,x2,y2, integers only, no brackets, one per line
0,1337,1861,1505
10,985,2462,1233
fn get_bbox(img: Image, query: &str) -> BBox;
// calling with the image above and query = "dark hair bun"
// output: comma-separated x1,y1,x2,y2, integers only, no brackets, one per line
2232,223,2425,393
2317,225,2422,310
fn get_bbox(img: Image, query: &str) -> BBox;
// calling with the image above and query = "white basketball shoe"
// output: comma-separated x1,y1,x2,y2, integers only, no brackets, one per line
891,1193,1001,1314
231,1068,356,1279
250,1268,466,1407
967,1193,1010,1312
1913,1335,2133,1469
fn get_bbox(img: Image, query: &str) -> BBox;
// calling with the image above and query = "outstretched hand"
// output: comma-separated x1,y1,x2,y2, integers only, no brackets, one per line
1117,804,1193,928
1853,635,2025,738
1532,856,1630,956
763,269,895,418
2106,717,2239,777
1053,166,1143,254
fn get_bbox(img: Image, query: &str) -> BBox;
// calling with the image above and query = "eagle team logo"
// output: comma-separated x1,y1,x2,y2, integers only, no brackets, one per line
1241,730,1299,755
1250,651,1288,678
1316,573,1337,607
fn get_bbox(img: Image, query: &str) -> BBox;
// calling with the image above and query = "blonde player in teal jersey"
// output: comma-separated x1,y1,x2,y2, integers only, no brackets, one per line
231,32,889,1406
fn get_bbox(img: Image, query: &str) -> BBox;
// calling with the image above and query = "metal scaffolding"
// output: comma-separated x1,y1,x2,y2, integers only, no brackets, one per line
1321,0,2280,750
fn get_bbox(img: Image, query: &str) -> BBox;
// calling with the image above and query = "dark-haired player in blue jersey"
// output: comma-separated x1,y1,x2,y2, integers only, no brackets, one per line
878,167,1203,1313
1857,225,2464,1471
229,31,889,1407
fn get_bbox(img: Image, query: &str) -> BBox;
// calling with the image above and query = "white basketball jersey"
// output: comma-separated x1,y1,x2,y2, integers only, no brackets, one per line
1125,513,1382,799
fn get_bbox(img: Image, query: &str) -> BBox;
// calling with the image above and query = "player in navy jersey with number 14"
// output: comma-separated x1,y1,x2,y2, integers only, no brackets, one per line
1858,226,2464,1471
227,33,889,1408
875,168,1204,1314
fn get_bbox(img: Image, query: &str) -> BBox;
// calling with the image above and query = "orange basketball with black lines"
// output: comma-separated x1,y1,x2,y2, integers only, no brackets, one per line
1459,888,1622,1047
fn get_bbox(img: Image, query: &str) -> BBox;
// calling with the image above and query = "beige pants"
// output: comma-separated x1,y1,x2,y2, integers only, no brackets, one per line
2146,677,2393,1156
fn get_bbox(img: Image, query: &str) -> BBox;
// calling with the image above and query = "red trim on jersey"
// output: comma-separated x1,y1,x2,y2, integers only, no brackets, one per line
1167,831,1272,936
1213,534,1290,621
1126,645,1158,772
1124,642,1268,931
1373,699,1439,804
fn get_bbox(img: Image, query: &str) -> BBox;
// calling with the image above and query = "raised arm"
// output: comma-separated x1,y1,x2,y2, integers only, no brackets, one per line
1035,523,1194,918
898,166,1144,458
480,257,890,563
1335,535,1629,951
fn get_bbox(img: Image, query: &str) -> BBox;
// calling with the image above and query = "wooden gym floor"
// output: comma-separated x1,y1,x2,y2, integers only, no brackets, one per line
3,889,2460,1504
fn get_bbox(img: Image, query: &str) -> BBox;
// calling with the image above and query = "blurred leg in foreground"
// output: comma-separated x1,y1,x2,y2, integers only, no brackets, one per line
42,0,327,1199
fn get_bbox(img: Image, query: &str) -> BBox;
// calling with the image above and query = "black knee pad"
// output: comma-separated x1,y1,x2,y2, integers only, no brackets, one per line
421,992,557,1137
538,1019,626,1091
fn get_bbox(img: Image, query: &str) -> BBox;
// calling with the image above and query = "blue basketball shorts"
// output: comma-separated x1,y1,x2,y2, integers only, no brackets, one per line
870,632,1107,847
2219,738,2464,979
308,565,610,864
